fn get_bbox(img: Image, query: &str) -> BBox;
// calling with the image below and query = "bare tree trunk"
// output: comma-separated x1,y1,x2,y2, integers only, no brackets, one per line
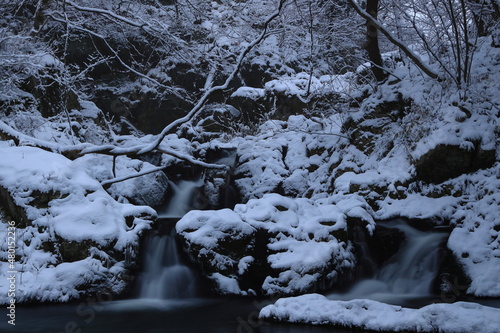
365,0,386,82
347,0,441,80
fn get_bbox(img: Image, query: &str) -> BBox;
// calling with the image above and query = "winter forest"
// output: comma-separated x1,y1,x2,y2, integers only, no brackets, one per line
0,0,499,332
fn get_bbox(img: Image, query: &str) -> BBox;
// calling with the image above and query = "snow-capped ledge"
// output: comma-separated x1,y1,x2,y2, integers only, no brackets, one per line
259,294,500,333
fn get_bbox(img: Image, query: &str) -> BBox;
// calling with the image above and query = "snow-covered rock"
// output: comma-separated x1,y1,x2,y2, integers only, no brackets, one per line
176,193,374,296
74,154,170,207
260,294,500,333
377,163,500,297
0,147,155,304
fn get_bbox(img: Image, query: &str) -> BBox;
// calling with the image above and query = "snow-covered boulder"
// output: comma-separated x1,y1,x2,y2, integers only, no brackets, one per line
227,87,267,123
0,147,155,304
176,208,257,295
233,115,343,202
74,154,170,207
445,165,500,297
176,193,374,296
259,294,500,333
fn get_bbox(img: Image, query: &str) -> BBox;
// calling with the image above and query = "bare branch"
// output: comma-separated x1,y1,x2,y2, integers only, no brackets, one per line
1,0,288,185
347,0,442,80
78,0,288,157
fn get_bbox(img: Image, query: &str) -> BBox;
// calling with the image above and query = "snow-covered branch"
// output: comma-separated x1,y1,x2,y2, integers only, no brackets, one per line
0,0,288,185
78,0,288,157
347,0,442,80
0,119,226,172
100,157,226,188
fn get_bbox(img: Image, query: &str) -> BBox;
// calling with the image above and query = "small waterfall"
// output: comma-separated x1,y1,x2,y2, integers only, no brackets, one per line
329,219,448,303
137,175,205,300
376,223,446,295
138,229,197,300
137,151,236,301
159,177,205,218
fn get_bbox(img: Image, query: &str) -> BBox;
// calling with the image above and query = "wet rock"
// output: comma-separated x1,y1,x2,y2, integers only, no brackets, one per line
368,225,406,267
415,144,496,183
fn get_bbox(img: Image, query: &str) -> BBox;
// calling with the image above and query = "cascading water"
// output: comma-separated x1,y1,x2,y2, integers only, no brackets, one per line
137,150,237,302
137,229,197,300
159,176,205,218
328,219,448,304
137,175,207,300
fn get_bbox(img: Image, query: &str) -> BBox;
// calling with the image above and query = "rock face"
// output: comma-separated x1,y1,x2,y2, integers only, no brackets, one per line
176,194,375,296
93,82,193,134
226,74,349,127
415,144,496,183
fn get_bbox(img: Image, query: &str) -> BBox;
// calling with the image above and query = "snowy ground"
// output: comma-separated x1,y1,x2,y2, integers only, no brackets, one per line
260,294,500,333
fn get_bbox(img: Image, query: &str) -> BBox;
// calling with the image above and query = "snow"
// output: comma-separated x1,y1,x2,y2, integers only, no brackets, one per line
264,72,354,99
233,115,348,201
74,154,169,206
177,193,374,295
231,87,265,99
0,146,155,304
176,208,255,249
260,294,500,333
0,0,499,316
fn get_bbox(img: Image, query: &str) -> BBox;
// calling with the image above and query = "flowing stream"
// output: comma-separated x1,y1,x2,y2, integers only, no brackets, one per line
328,219,448,305
5,161,494,332
137,229,197,300
158,176,205,218
5,213,499,333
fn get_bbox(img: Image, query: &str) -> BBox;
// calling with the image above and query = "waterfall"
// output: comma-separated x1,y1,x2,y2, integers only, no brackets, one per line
328,219,448,304
138,176,207,300
376,222,446,295
159,177,205,218
137,150,236,301
138,229,197,300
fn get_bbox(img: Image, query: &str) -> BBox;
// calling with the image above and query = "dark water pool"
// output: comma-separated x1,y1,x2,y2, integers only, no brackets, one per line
0,297,363,333
3,295,500,333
